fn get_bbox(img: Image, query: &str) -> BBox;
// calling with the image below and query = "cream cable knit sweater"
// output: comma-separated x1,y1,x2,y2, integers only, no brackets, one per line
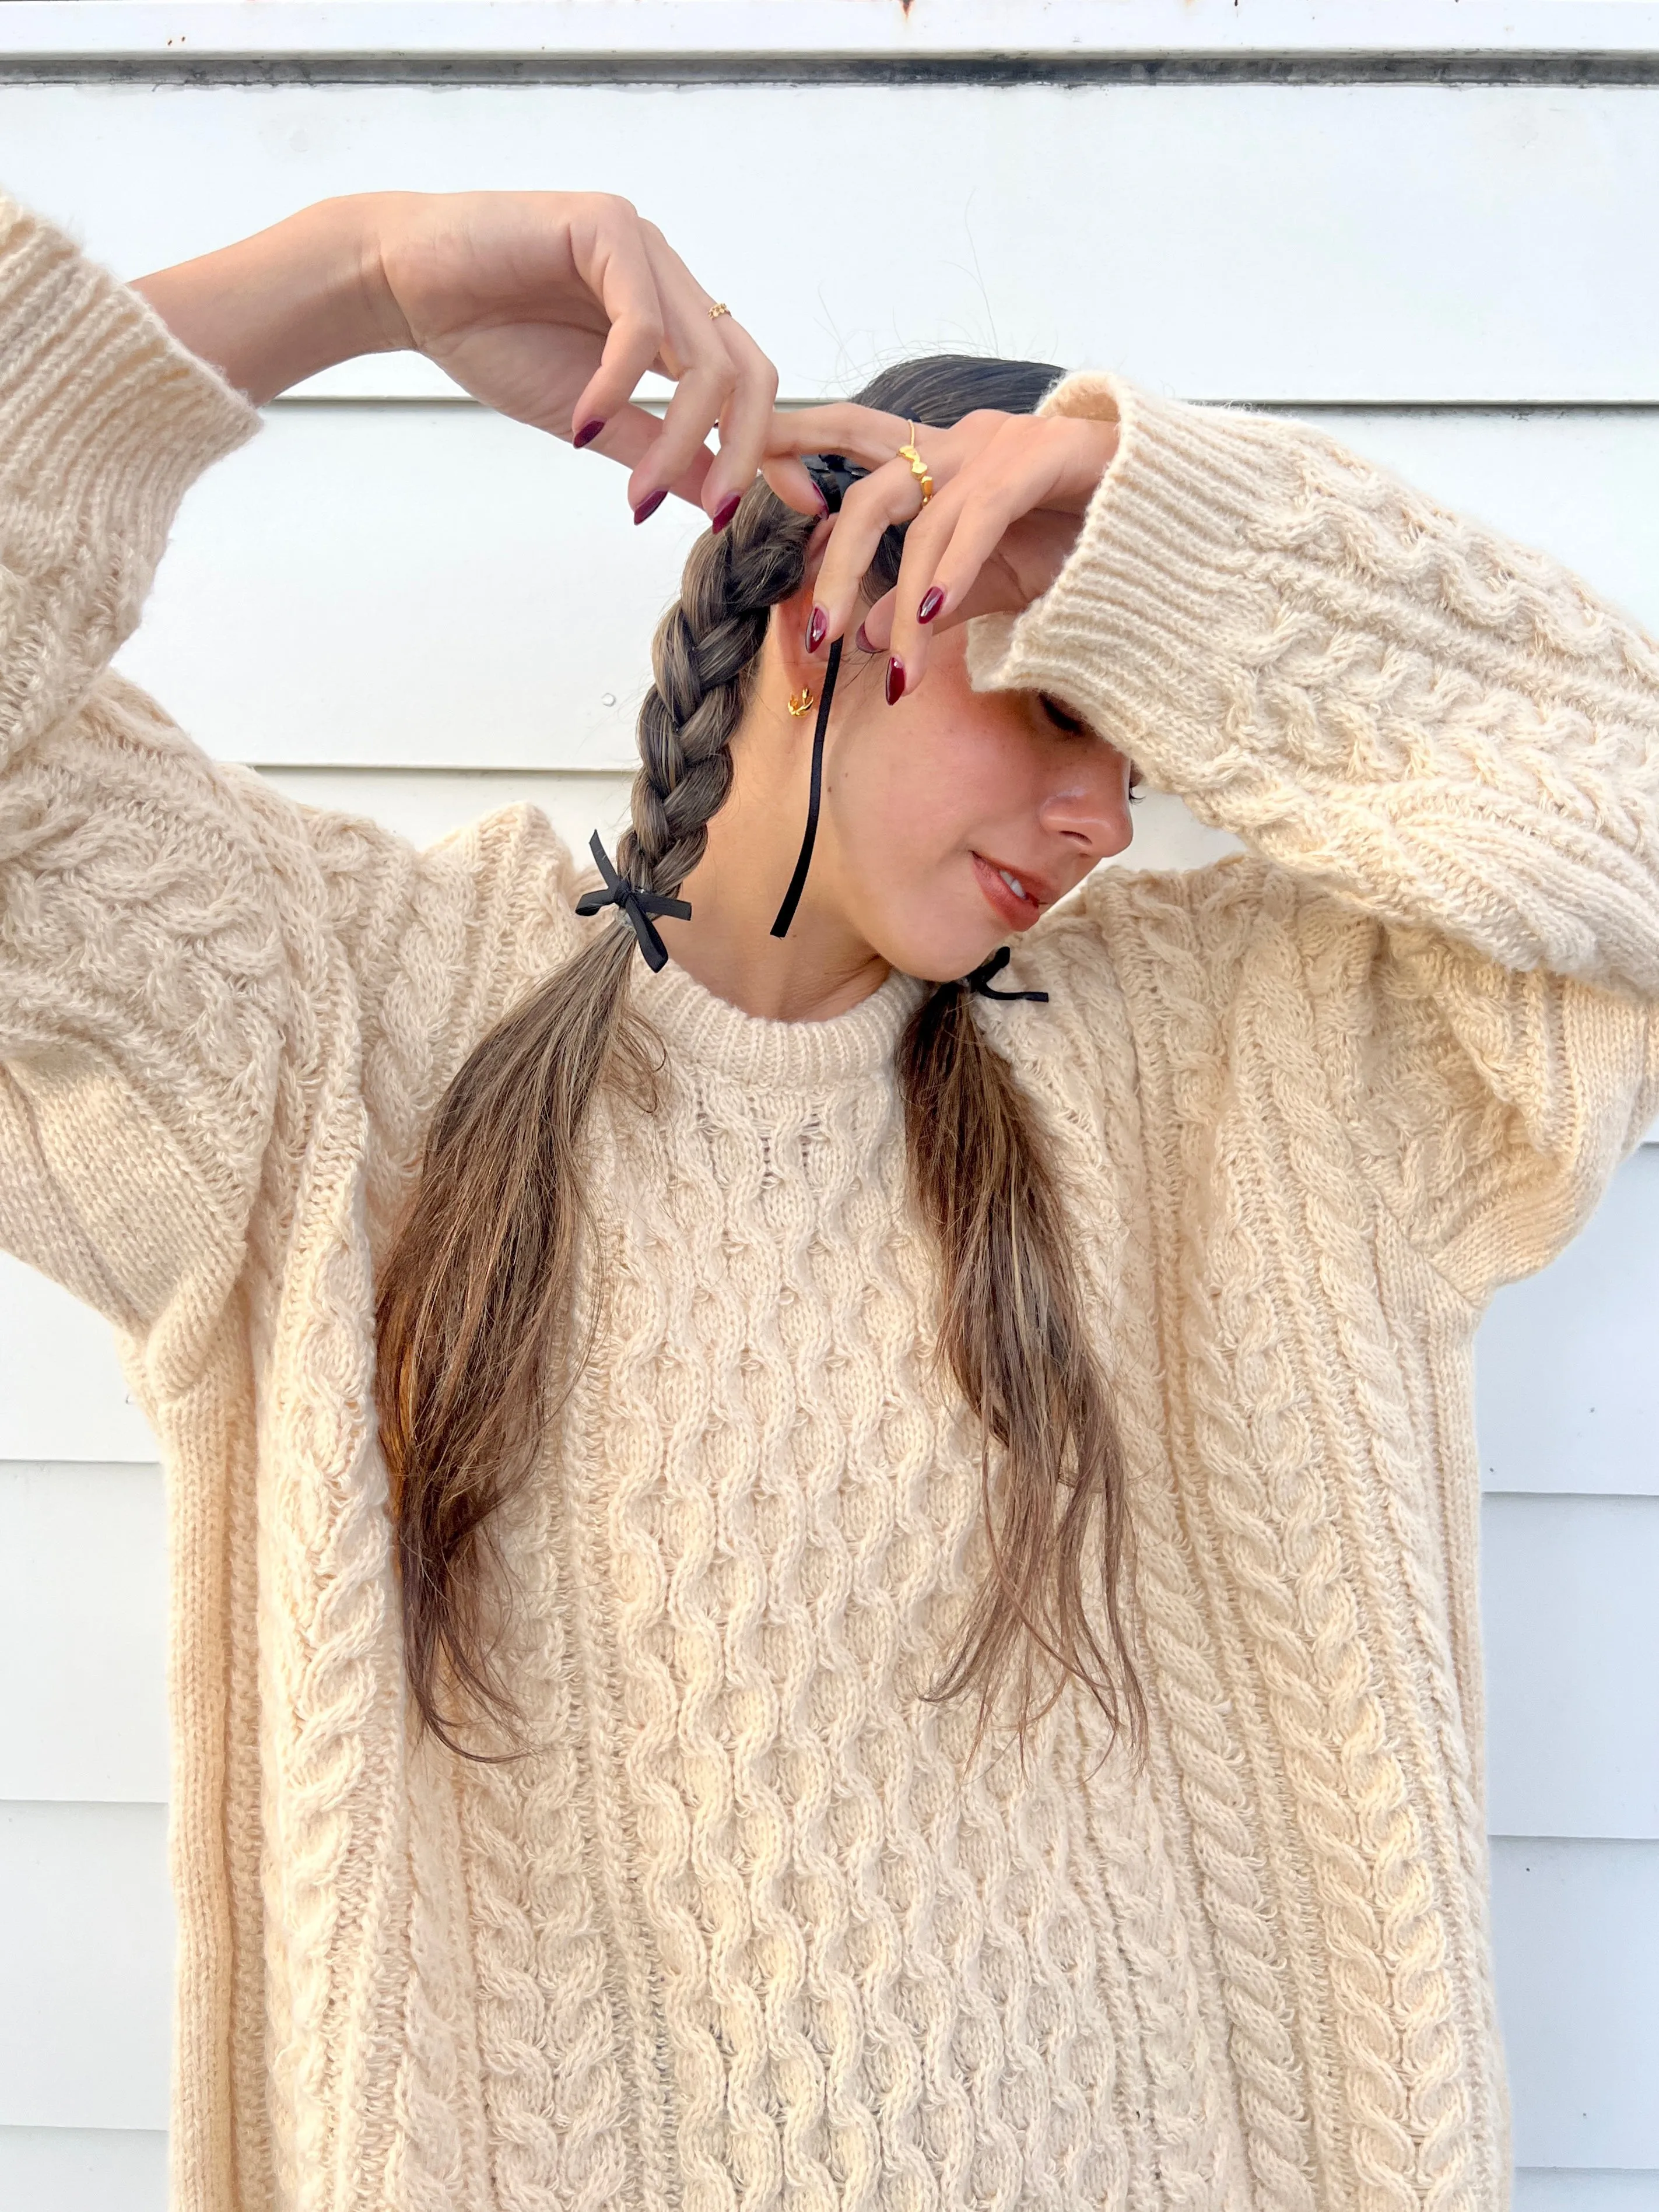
3,194,1657,2212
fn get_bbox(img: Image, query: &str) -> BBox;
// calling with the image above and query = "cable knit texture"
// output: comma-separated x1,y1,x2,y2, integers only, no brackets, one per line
3,198,1657,2212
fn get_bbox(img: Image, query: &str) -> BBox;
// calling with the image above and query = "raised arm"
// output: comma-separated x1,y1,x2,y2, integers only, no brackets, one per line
772,375,1659,1304
993,377,1659,1298
0,183,780,1362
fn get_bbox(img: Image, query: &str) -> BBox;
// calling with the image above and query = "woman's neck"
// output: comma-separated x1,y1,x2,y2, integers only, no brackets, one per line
653,727,890,1025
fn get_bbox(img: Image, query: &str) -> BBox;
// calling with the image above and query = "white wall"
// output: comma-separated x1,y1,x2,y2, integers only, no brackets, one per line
1,6,1657,2206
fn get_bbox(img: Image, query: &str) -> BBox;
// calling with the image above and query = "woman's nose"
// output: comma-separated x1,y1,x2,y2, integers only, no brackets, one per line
1037,756,1135,862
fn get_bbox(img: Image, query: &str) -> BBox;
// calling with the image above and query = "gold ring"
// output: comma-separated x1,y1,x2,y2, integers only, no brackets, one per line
709,301,732,321
896,421,933,505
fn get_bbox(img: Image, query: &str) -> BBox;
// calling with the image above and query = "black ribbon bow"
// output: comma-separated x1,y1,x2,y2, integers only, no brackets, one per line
963,945,1049,1003
574,830,691,971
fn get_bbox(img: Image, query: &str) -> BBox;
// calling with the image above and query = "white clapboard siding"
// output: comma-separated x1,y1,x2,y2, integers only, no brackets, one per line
0,1803,172,2132
6,80,1659,405
1492,1839,1659,2172
109,400,1659,772
1514,2178,1659,2212
1482,1496,1659,1841
0,1465,169,1804
1478,1147,1659,1497
0,2127,166,2212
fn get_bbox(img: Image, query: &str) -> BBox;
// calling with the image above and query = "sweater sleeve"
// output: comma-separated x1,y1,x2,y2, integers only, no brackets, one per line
971,373,1659,1305
0,191,307,1352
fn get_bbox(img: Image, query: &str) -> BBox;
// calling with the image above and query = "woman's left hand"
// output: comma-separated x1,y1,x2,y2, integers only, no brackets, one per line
762,403,1120,694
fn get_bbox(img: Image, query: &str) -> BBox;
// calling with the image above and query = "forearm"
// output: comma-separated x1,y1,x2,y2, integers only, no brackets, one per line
132,193,405,406
976,373,1659,996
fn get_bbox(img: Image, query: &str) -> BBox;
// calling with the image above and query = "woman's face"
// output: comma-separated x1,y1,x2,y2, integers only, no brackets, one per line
808,622,1137,982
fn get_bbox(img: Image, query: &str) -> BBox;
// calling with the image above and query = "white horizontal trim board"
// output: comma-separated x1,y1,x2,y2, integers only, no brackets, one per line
8,80,1659,402
0,1803,172,2131
9,1,1659,64
1482,1496,1659,1841
1476,1146,1659,1497
0,2127,166,2212
113,404,1659,773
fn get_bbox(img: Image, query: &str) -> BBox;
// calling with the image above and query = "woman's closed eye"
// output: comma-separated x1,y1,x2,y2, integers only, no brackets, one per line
1039,693,1145,803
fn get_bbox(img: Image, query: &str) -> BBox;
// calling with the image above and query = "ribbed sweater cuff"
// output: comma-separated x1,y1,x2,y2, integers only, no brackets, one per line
966,371,1300,811
0,192,258,553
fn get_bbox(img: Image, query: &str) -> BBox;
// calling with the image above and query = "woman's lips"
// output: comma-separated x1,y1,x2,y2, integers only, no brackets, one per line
971,851,1046,931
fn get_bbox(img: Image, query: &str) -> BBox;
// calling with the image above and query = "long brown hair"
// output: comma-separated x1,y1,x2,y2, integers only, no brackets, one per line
376,356,1144,1754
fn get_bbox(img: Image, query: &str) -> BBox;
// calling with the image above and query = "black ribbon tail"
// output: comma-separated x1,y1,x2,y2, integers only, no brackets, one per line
964,945,1048,1003
770,637,842,940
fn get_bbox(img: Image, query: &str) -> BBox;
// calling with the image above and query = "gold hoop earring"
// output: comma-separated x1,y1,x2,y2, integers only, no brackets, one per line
787,686,816,718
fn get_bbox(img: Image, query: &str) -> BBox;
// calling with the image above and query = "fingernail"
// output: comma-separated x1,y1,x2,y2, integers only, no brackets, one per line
711,493,741,533
806,605,827,654
885,655,906,707
855,622,875,655
917,586,945,625
573,418,605,450
633,490,667,526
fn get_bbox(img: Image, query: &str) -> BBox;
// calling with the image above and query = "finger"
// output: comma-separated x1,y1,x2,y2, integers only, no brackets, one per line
618,229,747,511
760,452,830,518
565,219,669,444
885,454,1052,693
702,321,780,520
806,457,928,652
577,401,714,507
763,401,914,471
857,587,897,654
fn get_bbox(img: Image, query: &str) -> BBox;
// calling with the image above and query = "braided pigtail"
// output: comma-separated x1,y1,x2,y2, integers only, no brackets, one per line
377,480,814,1750
620,483,815,896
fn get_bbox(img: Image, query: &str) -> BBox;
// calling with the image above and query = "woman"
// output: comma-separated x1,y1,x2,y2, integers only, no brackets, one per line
2,184,1655,2212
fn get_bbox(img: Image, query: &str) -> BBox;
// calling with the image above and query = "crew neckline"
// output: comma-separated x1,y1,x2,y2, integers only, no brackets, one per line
632,956,927,1090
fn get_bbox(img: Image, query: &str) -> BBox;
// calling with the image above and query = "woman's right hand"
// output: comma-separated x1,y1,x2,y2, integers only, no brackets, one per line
136,190,777,525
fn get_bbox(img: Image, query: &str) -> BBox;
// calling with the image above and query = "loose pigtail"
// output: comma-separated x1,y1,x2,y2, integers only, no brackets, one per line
902,981,1144,1746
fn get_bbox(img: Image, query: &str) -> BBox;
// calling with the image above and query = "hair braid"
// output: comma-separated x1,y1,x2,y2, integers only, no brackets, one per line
622,483,814,896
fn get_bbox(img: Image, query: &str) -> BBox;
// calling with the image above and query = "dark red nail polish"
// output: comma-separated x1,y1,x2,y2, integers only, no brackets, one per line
633,490,667,526
855,622,874,655
711,493,741,533
573,418,605,450
918,586,945,625
806,605,827,654
885,655,906,707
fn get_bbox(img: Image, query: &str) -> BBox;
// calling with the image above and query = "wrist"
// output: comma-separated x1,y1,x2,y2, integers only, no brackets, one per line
133,193,402,405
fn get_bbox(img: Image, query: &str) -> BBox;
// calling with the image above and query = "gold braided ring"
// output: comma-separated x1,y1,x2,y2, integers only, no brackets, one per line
708,301,732,321
896,422,934,505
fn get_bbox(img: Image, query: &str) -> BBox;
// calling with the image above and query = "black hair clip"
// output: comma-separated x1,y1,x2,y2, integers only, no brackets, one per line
800,451,870,516
575,830,690,971
964,946,1048,1003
